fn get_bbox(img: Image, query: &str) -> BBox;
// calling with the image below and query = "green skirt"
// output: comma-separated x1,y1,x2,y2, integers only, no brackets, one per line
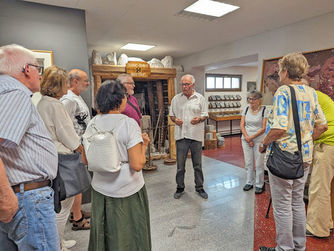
88,185,151,251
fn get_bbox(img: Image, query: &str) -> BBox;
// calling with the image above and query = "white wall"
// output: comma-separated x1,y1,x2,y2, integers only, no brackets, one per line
205,66,258,133
0,0,91,108
175,11,334,96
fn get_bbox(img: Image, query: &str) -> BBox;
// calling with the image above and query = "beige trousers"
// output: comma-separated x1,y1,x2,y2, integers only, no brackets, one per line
56,196,75,248
306,143,334,237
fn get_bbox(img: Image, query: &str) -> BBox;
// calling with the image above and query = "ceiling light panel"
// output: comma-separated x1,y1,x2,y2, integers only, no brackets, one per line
121,43,155,51
184,0,239,17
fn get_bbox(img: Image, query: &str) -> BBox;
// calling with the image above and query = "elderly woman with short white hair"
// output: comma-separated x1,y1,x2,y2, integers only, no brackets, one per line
240,91,267,194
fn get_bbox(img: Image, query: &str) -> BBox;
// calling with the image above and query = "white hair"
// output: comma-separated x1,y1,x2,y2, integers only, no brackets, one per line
116,73,133,84
181,74,195,84
0,44,36,76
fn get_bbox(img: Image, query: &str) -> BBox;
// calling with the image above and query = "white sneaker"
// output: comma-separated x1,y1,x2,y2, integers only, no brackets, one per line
63,240,77,249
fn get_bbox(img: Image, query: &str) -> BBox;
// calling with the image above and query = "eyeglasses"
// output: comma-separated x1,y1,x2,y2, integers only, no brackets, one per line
247,97,259,101
181,83,192,86
123,82,135,86
23,63,44,76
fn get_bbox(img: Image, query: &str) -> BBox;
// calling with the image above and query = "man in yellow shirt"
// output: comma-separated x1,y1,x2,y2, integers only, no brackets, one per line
306,91,334,238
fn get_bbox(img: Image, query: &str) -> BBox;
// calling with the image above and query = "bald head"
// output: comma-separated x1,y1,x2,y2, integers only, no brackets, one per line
69,69,89,95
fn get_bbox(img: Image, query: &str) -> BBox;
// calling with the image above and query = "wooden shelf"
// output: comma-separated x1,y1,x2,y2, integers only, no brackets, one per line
209,111,241,121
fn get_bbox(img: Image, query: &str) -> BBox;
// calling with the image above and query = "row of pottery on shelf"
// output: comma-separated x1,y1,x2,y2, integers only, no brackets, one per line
208,95,241,101
209,101,241,109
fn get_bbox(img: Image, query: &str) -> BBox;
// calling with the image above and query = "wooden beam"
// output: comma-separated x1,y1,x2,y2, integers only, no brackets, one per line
168,77,175,104
168,117,176,160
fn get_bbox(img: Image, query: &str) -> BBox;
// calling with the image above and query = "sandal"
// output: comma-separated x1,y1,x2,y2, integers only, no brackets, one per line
69,210,91,223
72,216,90,231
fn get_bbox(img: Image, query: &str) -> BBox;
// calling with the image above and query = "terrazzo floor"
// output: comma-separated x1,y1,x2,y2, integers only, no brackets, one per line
65,155,253,251
64,136,334,250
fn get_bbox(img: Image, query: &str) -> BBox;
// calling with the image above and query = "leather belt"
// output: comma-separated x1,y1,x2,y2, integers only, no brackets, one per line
12,180,51,193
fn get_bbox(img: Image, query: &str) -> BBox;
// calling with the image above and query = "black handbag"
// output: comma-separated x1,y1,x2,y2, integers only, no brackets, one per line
52,152,91,213
266,85,304,179
52,168,66,213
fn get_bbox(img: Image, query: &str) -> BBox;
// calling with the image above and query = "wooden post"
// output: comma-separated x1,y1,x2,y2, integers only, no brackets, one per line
167,77,176,161
147,81,156,126
156,81,165,152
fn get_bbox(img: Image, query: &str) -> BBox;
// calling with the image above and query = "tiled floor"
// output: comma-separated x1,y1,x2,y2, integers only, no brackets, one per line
65,135,334,250
65,154,253,250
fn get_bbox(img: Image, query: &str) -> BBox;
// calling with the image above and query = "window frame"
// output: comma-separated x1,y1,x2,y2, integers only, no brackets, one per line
205,73,242,92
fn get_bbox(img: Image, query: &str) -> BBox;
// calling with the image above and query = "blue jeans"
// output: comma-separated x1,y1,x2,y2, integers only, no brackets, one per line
0,186,60,251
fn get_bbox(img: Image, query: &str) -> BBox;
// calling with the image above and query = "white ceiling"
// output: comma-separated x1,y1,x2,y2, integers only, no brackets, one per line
24,0,334,61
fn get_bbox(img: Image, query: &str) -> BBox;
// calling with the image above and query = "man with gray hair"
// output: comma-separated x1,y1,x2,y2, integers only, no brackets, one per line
117,73,142,127
169,74,209,199
60,69,91,232
0,44,59,250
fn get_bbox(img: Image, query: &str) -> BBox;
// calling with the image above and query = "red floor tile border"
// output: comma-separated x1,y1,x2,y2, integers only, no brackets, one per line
203,135,245,168
253,182,334,251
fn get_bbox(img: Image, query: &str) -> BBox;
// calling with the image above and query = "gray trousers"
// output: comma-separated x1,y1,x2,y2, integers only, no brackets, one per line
176,138,204,190
269,165,309,251
242,138,265,188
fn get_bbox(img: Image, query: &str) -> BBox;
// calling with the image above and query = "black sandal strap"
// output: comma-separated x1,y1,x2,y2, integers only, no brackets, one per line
73,215,84,223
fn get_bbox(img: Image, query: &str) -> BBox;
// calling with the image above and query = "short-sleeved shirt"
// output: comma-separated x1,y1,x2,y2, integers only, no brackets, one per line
314,91,334,146
265,84,327,163
37,95,80,154
89,114,144,198
122,95,142,127
60,90,90,137
0,75,58,185
241,105,267,141
169,91,208,142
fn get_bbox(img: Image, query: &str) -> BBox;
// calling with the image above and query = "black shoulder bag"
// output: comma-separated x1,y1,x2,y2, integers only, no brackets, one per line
266,85,304,179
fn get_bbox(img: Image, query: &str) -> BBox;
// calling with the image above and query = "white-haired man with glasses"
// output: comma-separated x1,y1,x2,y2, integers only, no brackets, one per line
117,73,142,127
169,74,209,199
0,44,59,250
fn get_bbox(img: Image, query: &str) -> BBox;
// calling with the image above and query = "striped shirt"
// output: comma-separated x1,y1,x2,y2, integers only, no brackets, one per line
0,75,58,185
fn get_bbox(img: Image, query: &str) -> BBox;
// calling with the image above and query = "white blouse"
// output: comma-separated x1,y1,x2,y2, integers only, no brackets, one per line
37,95,80,154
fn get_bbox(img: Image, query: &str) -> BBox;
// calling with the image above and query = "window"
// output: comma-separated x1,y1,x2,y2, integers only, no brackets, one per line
205,74,242,91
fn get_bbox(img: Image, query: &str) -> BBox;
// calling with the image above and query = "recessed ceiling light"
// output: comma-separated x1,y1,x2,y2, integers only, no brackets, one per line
121,43,155,51
184,0,239,17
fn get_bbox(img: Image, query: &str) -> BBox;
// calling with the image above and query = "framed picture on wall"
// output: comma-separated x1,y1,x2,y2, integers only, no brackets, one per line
247,81,256,92
260,47,334,105
31,50,54,105
31,50,54,68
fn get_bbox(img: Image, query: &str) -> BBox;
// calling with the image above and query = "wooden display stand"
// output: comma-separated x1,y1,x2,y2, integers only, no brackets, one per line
92,64,177,160
209,111,242,136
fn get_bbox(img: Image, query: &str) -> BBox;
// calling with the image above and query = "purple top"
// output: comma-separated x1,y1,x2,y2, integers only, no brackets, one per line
122,95,142,127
